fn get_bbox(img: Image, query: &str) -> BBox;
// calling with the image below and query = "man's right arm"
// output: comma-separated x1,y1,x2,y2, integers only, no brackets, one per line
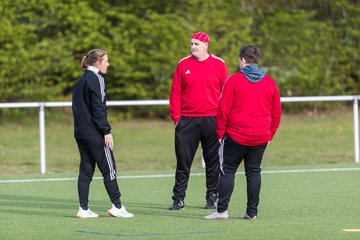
169,64,182,125
219,62,229,92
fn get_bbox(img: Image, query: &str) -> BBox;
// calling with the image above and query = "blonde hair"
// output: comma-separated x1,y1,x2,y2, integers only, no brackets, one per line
80,49,107,70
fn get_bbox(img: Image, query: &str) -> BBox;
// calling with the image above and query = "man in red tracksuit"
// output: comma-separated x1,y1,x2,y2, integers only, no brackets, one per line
204,44,282,220
169,32,229,210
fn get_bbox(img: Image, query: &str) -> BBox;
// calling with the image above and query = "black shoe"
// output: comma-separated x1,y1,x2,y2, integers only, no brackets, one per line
204,198,216,209
169,200,185,210
205,193,217,209
242,213,257,220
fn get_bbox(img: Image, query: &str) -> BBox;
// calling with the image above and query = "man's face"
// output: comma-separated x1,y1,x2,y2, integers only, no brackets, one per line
190,39,208,60
239,57,246,70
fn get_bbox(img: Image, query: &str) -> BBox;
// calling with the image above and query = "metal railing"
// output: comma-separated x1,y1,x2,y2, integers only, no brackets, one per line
0,95,359,174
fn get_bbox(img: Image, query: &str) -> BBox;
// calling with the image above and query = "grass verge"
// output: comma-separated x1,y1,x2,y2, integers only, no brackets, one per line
0,108,356,175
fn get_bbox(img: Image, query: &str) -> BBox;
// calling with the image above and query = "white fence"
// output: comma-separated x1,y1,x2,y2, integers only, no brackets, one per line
0,95,359,174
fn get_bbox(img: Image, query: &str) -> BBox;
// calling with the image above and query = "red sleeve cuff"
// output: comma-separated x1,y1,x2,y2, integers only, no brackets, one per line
173,116,181,125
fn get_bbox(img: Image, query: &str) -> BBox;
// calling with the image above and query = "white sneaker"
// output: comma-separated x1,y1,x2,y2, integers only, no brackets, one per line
203,210,228,220
108,204,134,218
76,207,99,218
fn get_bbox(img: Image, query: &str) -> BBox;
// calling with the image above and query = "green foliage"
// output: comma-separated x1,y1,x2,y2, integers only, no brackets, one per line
103,10,190,100
0,0,359,115
252,0,360,98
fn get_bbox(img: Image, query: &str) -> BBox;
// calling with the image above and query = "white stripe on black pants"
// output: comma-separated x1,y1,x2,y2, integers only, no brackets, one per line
172,116,219,201
76,138,121,209
217,134,267,218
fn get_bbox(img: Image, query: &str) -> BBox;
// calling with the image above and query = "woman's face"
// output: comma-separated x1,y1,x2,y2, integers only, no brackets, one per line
96,54,109,74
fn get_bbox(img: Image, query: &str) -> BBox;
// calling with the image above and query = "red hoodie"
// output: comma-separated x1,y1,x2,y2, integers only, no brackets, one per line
216,72,282,146
169,54,229,124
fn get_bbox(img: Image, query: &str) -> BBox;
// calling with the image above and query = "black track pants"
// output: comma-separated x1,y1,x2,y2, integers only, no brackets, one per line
172,116,220,201
217,135,267,217
76,138,121,209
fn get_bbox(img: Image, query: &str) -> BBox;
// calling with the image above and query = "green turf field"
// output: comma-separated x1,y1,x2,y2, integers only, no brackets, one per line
0,164,359,240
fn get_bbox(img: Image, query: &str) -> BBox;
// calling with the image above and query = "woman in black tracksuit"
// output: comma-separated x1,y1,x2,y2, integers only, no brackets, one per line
72,49,133,218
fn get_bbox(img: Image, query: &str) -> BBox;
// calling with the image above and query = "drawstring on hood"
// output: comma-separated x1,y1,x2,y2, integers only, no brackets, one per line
240,64,265,83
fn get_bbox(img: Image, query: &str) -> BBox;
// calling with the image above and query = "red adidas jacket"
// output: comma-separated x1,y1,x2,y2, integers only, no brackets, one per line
169,54,229,124
216,72,282,146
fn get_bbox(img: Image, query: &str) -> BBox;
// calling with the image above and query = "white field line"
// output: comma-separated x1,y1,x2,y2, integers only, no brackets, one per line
0,167,359,184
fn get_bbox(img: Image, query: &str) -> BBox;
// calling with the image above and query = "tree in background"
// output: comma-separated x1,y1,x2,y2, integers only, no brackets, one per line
252,0,360,97
0,0,359,116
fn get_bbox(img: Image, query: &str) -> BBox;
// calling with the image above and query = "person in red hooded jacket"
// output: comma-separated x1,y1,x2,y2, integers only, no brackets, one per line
204,44,281,220
169,32,229,210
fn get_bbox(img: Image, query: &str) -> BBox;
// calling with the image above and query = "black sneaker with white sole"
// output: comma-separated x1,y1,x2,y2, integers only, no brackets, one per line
169,200,185,210
204,193,217,209
204,198,216,209
242,213,257,220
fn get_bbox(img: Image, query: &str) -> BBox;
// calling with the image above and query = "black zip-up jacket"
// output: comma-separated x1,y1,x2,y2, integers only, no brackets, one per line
72,70,111,139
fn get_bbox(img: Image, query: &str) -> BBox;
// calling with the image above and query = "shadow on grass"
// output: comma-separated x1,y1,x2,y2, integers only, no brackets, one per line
0,194,77,218
123,201,213,219
0,195,212,219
